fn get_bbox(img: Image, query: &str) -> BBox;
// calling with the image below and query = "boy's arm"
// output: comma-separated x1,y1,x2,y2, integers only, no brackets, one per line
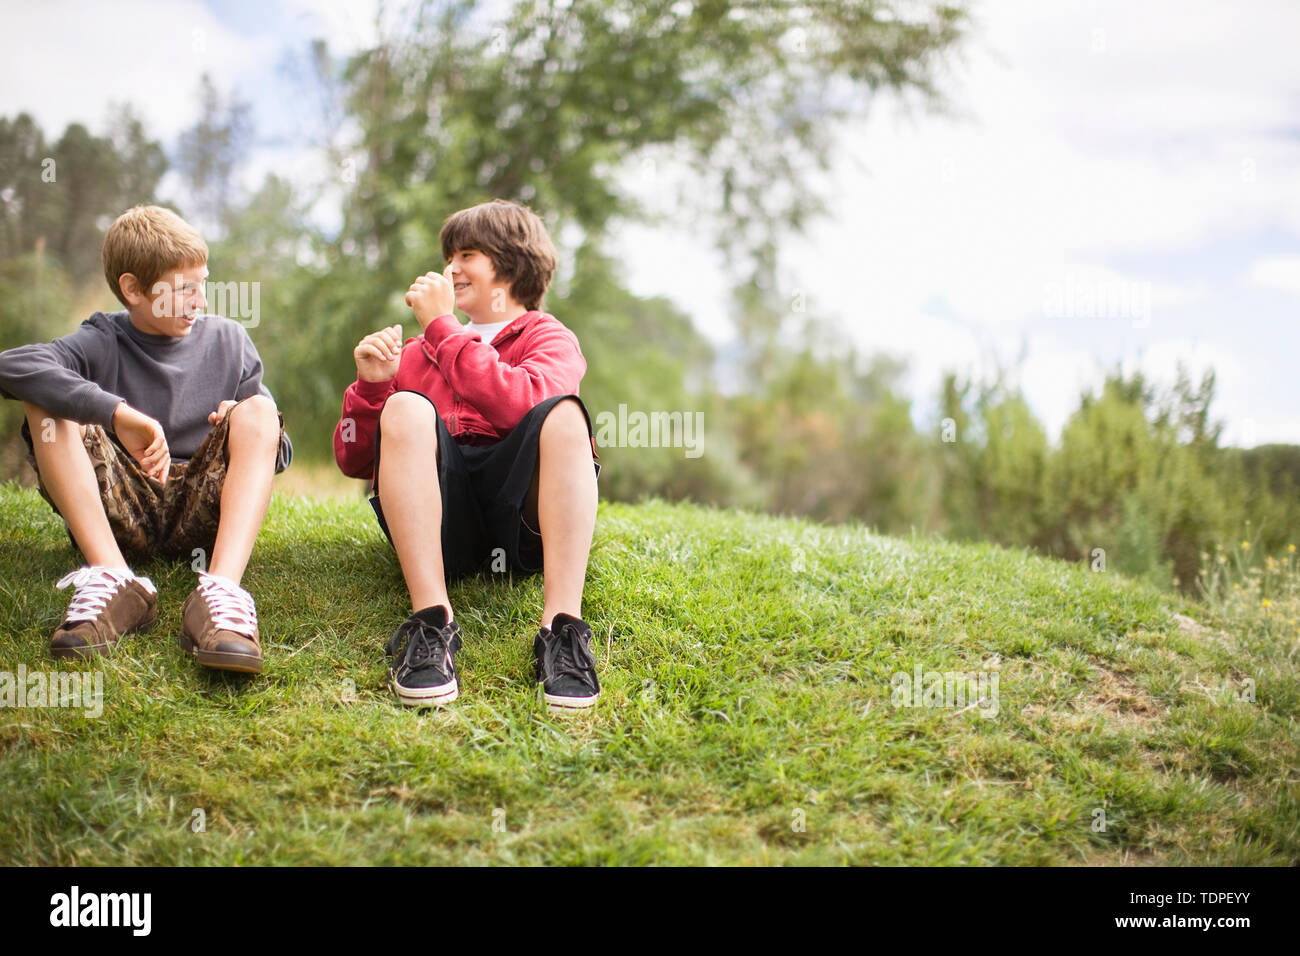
421,315,586,433
234,328,293,472
0,322,123,427
333,378,397,479
334,325,404,479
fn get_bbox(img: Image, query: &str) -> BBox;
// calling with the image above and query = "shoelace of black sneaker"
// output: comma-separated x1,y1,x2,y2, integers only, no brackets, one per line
543,623,596,682
403,620,457,673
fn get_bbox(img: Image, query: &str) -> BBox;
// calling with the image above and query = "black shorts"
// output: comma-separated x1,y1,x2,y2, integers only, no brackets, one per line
370,392,600,580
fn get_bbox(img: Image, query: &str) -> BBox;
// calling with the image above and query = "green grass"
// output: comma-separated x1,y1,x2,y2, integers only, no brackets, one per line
0,481,1296,865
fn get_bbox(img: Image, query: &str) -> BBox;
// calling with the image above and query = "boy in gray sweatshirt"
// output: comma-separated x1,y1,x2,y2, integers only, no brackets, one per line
0,205,290,673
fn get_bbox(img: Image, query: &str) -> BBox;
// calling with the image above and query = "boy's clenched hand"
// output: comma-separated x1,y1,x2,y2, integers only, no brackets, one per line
354,324,404,383
112,402,170,484
208,400,238,426
404,264,456,329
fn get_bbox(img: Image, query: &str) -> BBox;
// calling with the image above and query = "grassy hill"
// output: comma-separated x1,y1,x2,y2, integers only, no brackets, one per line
0,482,1296,865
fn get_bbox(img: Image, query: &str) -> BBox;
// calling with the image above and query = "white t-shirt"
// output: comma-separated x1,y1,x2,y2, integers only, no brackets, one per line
468,319,511,345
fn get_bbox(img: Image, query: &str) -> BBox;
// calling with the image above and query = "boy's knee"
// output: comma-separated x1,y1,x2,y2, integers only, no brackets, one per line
236,393,278,415
540,398,589,447
228,394,280,443
380,392,439,447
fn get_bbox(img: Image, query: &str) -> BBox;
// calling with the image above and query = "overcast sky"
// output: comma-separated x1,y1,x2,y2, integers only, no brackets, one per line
3,0,1297,445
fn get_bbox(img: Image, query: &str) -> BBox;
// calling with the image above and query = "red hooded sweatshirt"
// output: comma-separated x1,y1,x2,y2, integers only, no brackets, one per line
334,309,592,481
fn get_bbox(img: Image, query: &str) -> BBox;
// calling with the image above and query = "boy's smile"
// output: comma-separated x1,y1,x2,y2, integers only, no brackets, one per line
448,249,491,311
129,263,209,338
448,248,525,323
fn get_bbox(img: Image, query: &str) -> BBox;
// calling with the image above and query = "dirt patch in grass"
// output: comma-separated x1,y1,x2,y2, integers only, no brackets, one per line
0,722,59,754
1171,613,1237,650
1084,665,1165,729
1072,846,1165,866
1020,665,1166,734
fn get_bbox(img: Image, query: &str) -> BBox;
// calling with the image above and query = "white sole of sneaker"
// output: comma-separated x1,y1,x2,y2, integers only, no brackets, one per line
390,675,459,707
543,690,599,713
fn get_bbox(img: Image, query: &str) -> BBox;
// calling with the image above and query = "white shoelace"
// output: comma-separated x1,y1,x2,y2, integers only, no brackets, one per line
56,567,156,623
198,574,258,637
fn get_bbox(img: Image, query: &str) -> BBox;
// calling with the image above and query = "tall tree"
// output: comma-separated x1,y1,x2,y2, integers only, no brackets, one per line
108,102,168,212
331,0,966,277
0,113,54,264
176,74,253,237
0,110,168,286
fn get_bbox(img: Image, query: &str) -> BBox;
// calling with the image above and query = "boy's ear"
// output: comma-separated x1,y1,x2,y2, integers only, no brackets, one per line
118,273,146,306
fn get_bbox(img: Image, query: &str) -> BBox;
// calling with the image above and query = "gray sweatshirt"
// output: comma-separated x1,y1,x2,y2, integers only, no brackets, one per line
0,311,291,470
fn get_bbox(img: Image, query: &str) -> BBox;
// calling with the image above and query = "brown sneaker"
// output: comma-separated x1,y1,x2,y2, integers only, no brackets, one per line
52,567,158,659
180,573,263,674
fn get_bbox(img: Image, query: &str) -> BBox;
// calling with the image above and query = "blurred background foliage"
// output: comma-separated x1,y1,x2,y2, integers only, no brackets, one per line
1,0,1295,593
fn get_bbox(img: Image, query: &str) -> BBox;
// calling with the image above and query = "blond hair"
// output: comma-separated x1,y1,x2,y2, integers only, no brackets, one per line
102,205,208,307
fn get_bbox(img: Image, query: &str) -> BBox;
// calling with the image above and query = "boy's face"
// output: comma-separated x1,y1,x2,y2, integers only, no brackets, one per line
447,248,517,320
127,262,208,337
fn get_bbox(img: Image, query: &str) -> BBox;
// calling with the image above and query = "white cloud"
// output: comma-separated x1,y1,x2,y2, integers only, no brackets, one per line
280,0,384,53
278,0,515,56
1221,412,1300,449
1245,256,1300,299
0,0,275,140
1122,336,1249,395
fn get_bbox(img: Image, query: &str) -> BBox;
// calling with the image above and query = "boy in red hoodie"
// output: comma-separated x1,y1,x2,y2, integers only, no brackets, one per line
334,200,601,712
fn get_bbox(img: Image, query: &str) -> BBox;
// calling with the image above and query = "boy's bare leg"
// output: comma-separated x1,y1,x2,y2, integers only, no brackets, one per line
22,402,129,570
208,395,281,585
377,392,452,616
533,399,598,629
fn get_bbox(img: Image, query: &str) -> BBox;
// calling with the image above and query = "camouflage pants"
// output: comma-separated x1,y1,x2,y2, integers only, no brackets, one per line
22,402,284,565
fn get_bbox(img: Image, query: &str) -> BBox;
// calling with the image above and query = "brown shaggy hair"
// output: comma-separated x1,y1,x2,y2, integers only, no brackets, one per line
439,199,558,311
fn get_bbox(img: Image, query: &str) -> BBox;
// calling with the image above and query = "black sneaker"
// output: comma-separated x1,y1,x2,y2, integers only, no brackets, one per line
534,612,600,712
386,605,462,707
